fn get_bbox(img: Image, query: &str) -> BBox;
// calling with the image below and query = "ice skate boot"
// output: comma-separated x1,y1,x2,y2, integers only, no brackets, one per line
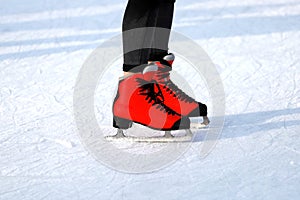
150,53,209,126
112,64,190,132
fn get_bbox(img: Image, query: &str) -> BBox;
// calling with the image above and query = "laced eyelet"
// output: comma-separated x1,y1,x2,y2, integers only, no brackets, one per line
135,78,179,116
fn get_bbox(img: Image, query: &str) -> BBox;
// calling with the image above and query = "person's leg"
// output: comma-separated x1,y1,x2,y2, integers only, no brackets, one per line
122,0,159,73
149,0,176,61
122,0,176,72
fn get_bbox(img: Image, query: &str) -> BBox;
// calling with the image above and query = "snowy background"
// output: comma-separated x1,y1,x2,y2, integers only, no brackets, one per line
1,0,300,199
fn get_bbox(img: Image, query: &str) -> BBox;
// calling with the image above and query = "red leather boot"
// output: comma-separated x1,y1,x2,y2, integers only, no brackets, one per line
112,64,190,130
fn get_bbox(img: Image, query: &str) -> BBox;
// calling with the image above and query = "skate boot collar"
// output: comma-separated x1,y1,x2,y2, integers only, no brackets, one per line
142,63,159,82
120,63,157,81
120,72,141,81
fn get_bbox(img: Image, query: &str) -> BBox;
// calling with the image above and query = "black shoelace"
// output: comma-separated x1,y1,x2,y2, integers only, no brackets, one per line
157,70,196,103
136,78,179,116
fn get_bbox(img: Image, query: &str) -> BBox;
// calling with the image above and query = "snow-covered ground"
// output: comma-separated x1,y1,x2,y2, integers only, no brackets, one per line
1,0,300,199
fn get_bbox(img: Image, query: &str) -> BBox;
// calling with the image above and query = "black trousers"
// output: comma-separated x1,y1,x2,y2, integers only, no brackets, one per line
122,0,175,72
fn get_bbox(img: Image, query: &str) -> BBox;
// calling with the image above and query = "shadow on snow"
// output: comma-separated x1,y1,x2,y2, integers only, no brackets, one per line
193,107,300,142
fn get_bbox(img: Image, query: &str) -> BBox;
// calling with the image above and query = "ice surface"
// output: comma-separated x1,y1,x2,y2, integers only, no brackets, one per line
0,0,299,199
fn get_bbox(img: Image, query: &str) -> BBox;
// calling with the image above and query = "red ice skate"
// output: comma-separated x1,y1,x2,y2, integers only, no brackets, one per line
150,53,209,125
112,64,190,131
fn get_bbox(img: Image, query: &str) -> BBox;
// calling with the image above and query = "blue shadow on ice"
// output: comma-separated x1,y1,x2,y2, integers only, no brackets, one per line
176,15,300,39
193,107,300,142
0,0,120,15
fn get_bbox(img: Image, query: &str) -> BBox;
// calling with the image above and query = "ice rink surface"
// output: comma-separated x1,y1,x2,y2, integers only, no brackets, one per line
0,0,300,199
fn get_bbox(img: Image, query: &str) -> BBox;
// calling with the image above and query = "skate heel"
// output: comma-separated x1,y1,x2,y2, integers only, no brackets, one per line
113,116,133,129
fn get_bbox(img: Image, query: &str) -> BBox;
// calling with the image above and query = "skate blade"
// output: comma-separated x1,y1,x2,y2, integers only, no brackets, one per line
104,135,192,143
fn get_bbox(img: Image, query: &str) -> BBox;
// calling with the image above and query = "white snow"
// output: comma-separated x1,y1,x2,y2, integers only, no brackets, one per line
1,0,300,199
